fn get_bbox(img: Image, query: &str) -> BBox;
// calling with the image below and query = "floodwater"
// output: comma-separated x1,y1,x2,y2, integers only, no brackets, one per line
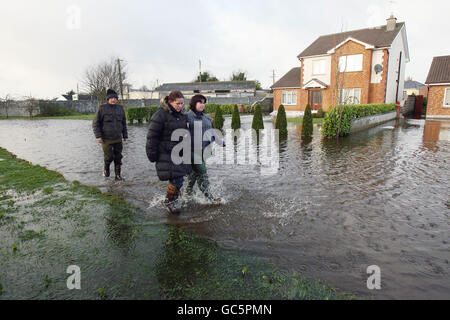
0,116,449,299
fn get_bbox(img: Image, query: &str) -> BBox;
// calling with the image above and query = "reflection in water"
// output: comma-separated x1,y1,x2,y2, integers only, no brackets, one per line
0,117,449,299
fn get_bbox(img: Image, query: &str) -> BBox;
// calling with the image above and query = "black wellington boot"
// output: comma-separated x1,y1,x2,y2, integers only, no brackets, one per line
103,163,111,177
114,164,123,181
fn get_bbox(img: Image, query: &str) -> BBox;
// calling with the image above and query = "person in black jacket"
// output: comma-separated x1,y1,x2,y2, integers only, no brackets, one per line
92,89,128,180
146,90,192,214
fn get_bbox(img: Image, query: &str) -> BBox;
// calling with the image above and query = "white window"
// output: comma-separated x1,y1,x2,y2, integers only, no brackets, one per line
339,88,361,105
312,59,326,75
282,91,297,105
444,88,450,107
338,54,363,72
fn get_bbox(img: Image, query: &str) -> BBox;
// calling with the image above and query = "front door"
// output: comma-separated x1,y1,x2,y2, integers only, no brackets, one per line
308,90,323,110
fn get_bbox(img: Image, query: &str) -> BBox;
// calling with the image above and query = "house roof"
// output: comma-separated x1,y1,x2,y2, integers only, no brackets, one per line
298,22,405,58
404,80,425,89
271,67,301,89
156,81,256,92
425,56,450,84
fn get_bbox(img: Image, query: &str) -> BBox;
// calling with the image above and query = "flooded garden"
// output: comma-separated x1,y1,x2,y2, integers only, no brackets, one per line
0,115,449,299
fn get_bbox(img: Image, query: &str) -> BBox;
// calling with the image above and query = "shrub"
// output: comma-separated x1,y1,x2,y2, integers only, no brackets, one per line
126,107,147,124
275,104,288,137
145,106,159,122
251,104,264,132
212,105,224,129
205,103,220,114
315,108,325,118
38,103,80,116
231,104,241,130
220,104,233,115
302,104,313,137
322,103,396,138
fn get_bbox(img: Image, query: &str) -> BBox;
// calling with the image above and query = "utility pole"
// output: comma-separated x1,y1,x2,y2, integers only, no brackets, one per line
117,58,124,100
199,59,202,91
272,70,276,85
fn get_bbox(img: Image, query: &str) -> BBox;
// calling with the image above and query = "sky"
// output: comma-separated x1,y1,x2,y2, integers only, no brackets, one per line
1,0,449,99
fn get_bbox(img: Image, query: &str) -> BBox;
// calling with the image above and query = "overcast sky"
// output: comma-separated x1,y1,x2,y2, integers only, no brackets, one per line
1,0,449,99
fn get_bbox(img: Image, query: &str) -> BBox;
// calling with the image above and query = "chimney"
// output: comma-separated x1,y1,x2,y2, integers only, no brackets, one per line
386,14,397,31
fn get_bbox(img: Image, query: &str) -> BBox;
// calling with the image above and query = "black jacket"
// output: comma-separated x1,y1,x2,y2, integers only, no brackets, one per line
92,103,128,140
146,97,192,181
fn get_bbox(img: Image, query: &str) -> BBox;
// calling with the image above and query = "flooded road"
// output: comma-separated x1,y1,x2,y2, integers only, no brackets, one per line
0,116,449,299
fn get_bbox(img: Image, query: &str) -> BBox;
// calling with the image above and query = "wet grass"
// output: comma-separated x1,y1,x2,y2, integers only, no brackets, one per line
287,117,324,125
0,147,354,300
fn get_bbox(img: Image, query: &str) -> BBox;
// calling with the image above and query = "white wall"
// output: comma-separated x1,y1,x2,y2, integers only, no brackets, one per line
302,55,332,86
386,26,408,103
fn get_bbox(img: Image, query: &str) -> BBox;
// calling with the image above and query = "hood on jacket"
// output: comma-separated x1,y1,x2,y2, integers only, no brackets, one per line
160,96,186,114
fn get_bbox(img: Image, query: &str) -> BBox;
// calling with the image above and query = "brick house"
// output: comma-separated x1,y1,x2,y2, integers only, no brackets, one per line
425,55,450,119
271,67,303,117
272,15,410,117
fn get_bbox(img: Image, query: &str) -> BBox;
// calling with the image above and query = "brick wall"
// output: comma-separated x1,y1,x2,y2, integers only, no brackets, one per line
426,85,450,118
273,89,302,111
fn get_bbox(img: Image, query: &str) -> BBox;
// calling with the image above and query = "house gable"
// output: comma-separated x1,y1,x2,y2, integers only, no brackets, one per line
327,37,375,54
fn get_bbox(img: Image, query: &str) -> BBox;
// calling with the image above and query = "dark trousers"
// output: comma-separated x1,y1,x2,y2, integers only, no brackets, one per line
169,176,184,189
102,140,123,166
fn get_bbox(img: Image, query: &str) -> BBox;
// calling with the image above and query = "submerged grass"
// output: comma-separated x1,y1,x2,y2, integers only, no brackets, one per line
0,115,95,120
0,147,354,300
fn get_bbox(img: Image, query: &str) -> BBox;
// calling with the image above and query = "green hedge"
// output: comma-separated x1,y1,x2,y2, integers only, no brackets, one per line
146,106,159,122
204,103,253,115
38,103,81,116
322,103,396,138
127,106,159,124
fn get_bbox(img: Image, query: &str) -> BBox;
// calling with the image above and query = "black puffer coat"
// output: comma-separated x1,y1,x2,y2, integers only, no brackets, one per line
146,97,192,181
92,103,128,140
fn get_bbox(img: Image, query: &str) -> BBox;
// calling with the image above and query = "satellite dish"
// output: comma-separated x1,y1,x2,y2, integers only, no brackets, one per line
374,64,383,74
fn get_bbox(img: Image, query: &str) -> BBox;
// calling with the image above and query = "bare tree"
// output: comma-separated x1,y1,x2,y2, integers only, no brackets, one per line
82,57,127,104
24,95,40,117
1,94,13,118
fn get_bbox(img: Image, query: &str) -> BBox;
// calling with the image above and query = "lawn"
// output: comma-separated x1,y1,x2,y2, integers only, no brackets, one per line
286,117,325,125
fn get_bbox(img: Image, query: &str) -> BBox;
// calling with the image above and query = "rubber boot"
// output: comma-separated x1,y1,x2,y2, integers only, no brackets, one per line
114,164,123,181
165,183,181,214
103,162,111,177
205,192,222,205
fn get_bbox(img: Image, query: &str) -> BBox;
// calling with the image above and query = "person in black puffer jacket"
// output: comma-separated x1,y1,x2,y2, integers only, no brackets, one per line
146,90,192,214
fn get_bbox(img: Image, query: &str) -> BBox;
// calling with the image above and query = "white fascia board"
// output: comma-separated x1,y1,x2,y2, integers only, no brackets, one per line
327,37,375,54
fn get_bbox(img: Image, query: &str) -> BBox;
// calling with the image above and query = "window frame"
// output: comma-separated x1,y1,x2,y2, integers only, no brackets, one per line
339,88,361,105
312,59,326,76
338,54,363,73
282,90,297,106
444,87,450,107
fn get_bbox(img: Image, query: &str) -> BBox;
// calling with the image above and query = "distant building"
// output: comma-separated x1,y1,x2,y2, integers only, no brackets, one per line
425,55,450,119
122,85,159,100
403,80,427,99
72,93,95,101
156,81,258,100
